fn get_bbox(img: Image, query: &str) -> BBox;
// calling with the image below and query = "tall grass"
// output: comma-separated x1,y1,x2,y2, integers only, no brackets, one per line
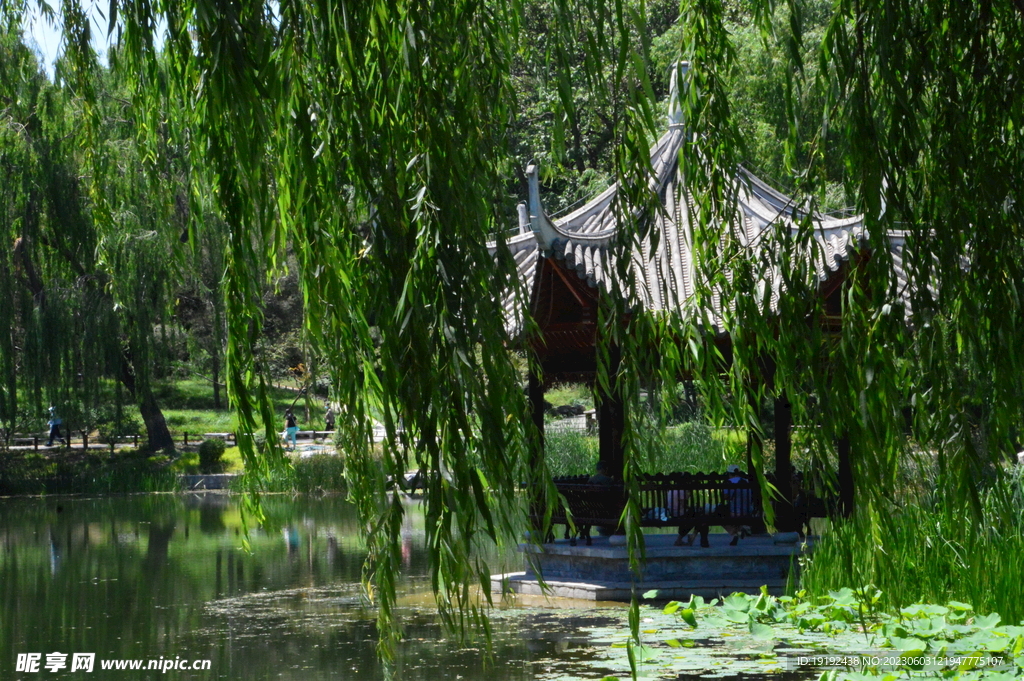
543,421,746,477
241,454,347,493
0,451,179,495
801,466,1024,624
646,422,745,474
544,430,600,476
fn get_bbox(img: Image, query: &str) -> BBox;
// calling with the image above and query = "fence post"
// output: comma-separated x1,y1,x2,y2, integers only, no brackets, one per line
184,432,188,447
134,433,138,447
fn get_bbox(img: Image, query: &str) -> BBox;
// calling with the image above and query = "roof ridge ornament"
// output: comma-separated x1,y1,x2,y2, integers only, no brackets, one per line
668,61,689,129
517,202,530,235
526,164,560,254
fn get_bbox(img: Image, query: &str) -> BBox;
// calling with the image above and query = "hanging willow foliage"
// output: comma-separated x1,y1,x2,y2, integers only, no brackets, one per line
21,0,1024,666
678,0,1024,515
0,7,186,449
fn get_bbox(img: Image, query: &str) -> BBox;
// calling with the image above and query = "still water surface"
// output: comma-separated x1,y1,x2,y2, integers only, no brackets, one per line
0,494,620,680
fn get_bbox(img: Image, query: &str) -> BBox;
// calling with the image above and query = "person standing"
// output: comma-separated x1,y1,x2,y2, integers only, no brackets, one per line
324,405,335,431
284,409,299,451
47,406,67,447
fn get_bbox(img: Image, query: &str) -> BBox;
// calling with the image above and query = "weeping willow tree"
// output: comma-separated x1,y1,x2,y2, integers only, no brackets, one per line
679,0,1024,508
16,0,1024,662
0,19,182,449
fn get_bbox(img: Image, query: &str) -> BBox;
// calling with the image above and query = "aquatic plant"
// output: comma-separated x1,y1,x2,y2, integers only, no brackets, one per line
574,588,1024,681
246,454,347,494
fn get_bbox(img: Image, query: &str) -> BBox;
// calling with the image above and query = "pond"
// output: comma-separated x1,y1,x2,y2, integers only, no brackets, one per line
0,494,635,680
2,494,1017,680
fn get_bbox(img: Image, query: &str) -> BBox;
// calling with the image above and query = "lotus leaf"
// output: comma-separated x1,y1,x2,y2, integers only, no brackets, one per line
889,635,928,651
974,613,1002,629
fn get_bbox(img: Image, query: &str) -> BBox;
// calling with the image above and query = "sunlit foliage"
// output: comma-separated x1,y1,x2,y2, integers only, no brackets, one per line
6,0,1022,664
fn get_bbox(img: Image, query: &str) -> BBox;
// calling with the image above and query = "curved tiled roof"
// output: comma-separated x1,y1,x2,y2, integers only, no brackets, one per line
491,75,908,340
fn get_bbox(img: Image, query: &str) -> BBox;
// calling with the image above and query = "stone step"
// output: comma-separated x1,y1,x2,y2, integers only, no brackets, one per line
492,572,789,602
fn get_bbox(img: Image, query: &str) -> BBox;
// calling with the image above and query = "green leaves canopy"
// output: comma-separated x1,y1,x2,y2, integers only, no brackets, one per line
21,0,1024,662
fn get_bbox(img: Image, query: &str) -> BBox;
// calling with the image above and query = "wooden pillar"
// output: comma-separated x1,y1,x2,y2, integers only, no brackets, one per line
527,367,548,540
598,347,624,479
773,394,793,502
746,430,767,534
837,434,854,517
745,429,763,490
768,393,802,532
527,369,545,469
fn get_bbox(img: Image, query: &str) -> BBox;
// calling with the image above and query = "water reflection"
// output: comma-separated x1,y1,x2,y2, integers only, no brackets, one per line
0,494,596,680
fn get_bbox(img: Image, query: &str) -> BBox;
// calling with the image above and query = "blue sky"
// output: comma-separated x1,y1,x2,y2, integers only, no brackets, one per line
22,2,113,77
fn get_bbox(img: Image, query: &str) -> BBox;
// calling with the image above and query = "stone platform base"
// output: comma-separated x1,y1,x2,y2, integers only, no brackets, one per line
492,532,811,602
491,572,793,601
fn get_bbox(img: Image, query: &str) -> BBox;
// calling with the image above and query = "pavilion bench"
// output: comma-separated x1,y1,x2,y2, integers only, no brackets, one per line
534,472,765,547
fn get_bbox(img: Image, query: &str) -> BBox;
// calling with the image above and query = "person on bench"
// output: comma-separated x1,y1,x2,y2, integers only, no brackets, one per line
588,461,615,486
723,465,752,546
667,488,710,548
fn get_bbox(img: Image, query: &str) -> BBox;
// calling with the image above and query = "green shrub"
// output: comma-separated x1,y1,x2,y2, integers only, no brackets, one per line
169,452,200,474
198,438,226,472
96,415,143,445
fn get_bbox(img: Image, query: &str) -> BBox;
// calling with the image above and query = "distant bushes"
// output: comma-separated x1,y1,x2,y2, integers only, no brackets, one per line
0,450,177,495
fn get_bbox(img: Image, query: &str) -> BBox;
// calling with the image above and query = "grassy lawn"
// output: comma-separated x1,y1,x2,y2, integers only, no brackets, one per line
545,383,593,410
155,378,329,437
220,446,245,473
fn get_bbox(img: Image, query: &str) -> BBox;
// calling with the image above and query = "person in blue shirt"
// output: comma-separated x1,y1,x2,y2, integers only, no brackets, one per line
47,406,67,447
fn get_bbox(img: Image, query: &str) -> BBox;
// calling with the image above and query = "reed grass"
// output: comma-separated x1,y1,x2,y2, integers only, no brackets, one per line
543,421,747,477
543,430,600,477
240,453,347,493
801,466,1024,624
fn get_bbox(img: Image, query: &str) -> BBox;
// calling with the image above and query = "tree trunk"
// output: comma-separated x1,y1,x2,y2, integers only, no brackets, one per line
211,347,221,410
139,386,174,451
211,295,224,410
119,347,174,451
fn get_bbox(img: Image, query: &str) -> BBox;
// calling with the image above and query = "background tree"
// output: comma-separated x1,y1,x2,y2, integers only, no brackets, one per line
0,19,182,449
